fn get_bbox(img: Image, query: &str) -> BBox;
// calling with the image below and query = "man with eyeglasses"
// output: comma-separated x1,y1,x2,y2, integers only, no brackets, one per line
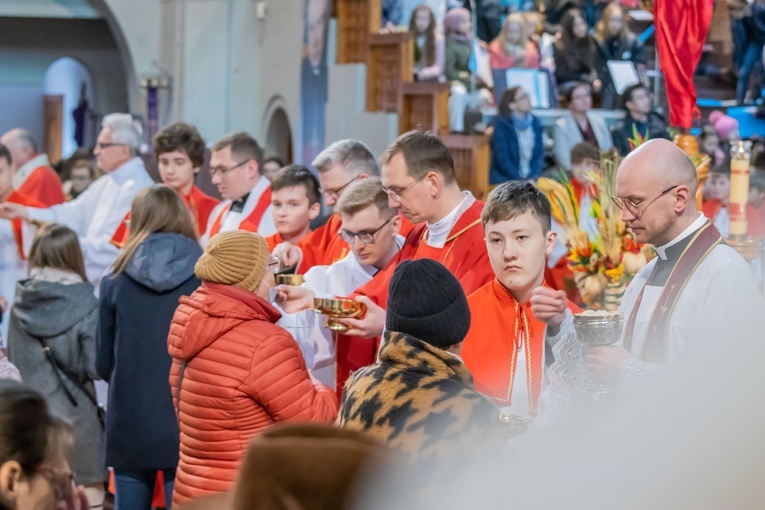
0,128,65,206
273,139,413,272
200,132,277,247
546,139,763,394
331,131,494,340
276,178,404,392
0,113,152,287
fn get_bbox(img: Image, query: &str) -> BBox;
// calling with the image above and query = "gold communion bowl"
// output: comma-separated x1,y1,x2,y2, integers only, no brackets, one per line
313,298,367,332
573,311,624,346
276,274,305,286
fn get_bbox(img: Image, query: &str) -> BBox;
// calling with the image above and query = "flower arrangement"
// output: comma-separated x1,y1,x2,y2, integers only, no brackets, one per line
538,150,654,310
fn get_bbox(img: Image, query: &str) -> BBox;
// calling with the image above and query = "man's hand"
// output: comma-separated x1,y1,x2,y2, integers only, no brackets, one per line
272,242,302,269
337,296,385,338
0,202,30,221
585,345,629,385
275,285,315,313
0,295,8,314
529,286,567,335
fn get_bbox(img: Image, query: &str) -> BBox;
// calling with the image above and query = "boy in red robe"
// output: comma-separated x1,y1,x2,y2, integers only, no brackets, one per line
155,123,219,236
461,181,580,417
264,165,321,252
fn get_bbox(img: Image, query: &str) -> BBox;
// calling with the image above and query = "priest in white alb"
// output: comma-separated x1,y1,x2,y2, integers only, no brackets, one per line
572,139,763,390
0,113,153,287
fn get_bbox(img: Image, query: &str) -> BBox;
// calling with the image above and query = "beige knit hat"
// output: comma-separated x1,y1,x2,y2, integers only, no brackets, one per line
195,230,270,291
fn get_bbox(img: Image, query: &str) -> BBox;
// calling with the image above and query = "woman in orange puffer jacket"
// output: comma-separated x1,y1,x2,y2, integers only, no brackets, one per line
167,231,338,506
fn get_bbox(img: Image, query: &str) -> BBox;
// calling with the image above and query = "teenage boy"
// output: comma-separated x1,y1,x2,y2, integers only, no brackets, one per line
155,122,219,236
264,165,321,252
461,181,579,418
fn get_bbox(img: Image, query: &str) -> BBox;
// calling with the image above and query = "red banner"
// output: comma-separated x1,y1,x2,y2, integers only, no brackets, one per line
654,0,714,128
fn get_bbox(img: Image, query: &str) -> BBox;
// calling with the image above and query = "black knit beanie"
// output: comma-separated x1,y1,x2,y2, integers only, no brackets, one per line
385,259,471,349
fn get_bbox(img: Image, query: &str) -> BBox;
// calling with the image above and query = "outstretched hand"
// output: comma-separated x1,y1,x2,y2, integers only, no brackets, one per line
275,285,315,313
0,202,29,221
337,296,385,338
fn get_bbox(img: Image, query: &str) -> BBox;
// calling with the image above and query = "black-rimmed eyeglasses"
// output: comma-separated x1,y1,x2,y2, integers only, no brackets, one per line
338,218,391,244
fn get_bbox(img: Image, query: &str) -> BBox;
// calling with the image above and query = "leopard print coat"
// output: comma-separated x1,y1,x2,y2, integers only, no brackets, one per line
337,331,501,464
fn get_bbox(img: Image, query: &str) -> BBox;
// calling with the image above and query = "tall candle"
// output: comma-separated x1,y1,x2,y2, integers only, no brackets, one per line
729,141,753,239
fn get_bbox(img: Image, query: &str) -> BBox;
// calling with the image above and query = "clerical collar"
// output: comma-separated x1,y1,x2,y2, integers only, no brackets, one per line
426,192,475,249
231,193,250,213
653,213,707,261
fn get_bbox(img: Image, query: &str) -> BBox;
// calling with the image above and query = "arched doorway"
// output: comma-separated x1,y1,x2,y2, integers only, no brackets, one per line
265,107,294,164
44,58,95,159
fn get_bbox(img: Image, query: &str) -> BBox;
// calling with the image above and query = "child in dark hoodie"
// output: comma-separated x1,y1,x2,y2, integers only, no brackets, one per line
96,185,202,510
7,223,106,507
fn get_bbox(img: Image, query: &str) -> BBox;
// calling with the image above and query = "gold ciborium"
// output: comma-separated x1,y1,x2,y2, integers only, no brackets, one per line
313,298,367,332
276,274,305,286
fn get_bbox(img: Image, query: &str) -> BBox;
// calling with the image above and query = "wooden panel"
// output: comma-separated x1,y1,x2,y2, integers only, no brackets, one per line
337,0,381,64
443,134,490,201
399,81,449,135
366,32,413,112
43,95,63,163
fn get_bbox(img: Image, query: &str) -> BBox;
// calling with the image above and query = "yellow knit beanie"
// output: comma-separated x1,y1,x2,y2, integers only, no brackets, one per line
195,230,270,291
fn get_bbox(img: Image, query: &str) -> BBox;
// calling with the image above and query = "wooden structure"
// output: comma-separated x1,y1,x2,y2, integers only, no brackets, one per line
336,0,380,64
443,134,490,201
399,81,449,135
366,32,413,112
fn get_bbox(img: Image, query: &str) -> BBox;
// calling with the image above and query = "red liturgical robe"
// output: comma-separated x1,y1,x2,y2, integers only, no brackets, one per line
184,185,219,236
297,213,415,273
18,166,65,207
461,280,580,415
6,190,45,259
265,232,284,253
334,200,494,396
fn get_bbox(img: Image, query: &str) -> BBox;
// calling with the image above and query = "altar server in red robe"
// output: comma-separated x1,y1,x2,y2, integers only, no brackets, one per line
264,165,321,252
461,181,580,417
155,123,219,237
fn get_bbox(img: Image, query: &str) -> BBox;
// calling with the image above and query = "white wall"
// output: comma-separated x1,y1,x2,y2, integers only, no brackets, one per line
0,86,44,144
102,0,398,161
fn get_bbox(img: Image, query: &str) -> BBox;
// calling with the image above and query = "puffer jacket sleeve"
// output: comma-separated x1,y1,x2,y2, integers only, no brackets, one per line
246,330,338,423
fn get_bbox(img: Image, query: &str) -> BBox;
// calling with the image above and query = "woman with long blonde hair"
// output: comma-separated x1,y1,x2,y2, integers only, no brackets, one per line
489,13,541,70
96,185,202,509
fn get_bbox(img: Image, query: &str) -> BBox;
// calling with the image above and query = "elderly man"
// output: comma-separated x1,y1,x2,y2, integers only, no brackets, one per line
551,139,763,391
0,128,65,206
0,114,153,285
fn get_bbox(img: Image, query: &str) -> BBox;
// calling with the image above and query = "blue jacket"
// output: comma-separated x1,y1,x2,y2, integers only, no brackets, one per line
490,114,544,184
97,233,202,470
